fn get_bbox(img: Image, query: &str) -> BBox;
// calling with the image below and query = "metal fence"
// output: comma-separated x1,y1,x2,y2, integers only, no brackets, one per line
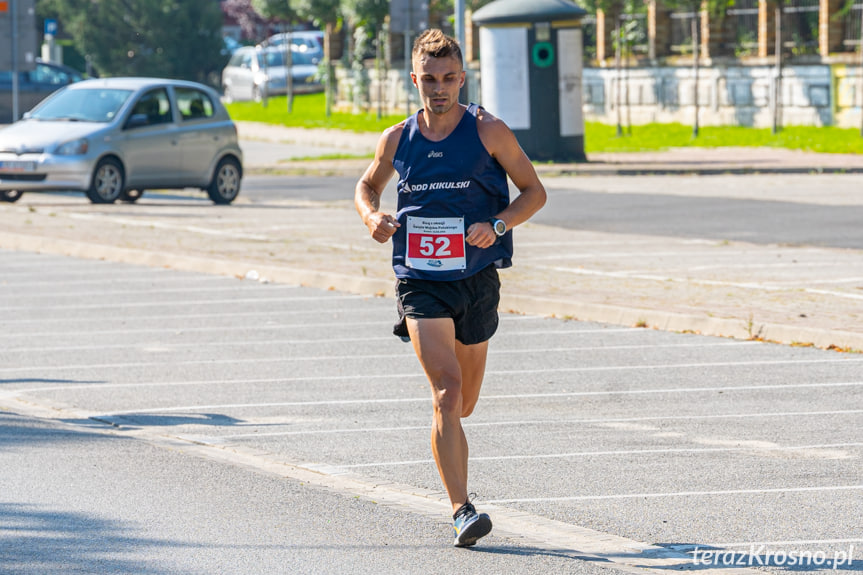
727,0,760,55
582,15,598,60
619,11,649,55
670,10,699,52
781,0,821,55
842,2,863,49
584,0,863,60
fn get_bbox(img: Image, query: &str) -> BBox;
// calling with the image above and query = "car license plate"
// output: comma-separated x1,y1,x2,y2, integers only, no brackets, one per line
0,161,37,173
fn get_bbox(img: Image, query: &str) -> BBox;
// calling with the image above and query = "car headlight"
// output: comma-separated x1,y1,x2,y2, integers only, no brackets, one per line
55,138,89,156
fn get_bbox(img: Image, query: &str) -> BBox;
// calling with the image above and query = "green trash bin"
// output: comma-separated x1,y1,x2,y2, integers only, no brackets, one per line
473,0,588,162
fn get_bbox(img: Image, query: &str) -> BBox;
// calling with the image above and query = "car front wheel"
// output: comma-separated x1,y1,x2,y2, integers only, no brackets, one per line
206,157,242,205
86,158,124,204
0,190,23,202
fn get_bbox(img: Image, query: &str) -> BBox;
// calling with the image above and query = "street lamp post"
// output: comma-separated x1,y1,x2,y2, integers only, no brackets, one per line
11,0,20,121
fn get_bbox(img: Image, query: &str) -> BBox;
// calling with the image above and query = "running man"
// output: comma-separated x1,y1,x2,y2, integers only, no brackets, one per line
354,29,546,547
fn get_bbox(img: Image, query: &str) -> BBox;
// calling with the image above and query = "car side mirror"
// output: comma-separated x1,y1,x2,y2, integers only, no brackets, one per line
125,113,149,129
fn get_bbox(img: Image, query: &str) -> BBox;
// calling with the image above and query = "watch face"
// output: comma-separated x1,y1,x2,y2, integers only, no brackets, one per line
493,220,506,235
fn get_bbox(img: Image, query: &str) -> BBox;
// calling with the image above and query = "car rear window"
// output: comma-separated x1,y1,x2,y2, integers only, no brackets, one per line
176,87,215,121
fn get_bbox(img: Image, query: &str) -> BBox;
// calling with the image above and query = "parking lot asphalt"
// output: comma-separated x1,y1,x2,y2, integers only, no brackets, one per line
1,249,861,574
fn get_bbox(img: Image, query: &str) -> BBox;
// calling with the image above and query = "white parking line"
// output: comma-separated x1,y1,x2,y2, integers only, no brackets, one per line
0,294,367,312
340,442,863,469
772,276,863,286
7,285,303,299
537,264,863,301
0,275,226,288
96,381,863,415
213,409,863,439
485,485,863,503
64,211,271,241
0,266,182,277
0,307,388,328
683,262,849,272
3,354,859,374
704,538,863,548
2,339,757,355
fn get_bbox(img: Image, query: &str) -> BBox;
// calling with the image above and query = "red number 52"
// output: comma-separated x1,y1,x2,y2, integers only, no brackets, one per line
409,234,465,258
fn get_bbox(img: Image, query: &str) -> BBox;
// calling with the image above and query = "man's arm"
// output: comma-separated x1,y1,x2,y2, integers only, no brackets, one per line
355,124,404,244
466,110,547,248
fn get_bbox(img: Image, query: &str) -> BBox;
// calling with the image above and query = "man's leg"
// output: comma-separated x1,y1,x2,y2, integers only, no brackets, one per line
455,338,489,418
406,317,489,512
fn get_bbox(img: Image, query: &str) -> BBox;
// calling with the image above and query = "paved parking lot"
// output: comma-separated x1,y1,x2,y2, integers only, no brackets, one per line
2,248,861,573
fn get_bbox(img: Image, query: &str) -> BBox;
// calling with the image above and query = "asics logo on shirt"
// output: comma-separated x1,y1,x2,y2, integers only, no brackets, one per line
427,151,444,158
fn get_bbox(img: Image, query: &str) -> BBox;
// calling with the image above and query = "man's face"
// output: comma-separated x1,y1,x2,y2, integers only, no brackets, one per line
411,55,465,116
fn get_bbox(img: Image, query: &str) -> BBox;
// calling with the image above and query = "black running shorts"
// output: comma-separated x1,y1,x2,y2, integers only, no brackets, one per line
393,265,501,345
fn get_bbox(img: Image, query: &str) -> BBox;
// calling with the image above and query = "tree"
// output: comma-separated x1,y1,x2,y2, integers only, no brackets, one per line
581,0,629,136
222,0,267,40
661,0,731,137
671,0,704,137
37,0,225,85
253,0,300,111
253,0,297,21
342,0,388,113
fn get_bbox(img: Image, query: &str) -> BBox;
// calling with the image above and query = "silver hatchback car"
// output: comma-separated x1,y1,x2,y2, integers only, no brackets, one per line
0,77,243,204
221,46,322,103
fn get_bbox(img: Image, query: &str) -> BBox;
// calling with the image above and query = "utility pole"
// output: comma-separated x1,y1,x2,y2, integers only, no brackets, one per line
859,1,863,137
405,0,413,118
284,23,293,114
455,0,468,103
691,11,699,138
3,0,37,122
773,6,782,134
12,0,20,121
390,0,427,116
615,18,622,137
455,0,465,50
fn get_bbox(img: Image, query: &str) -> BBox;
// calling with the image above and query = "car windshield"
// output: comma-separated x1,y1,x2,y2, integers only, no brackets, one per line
29,88,133,122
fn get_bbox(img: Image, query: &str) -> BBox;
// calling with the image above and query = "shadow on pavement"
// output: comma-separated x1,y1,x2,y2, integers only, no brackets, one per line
0,502,182,575
0,412,107,451
101,412,245,428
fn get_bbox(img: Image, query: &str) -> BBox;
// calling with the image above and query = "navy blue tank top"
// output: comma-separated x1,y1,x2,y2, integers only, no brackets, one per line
391,103,513,281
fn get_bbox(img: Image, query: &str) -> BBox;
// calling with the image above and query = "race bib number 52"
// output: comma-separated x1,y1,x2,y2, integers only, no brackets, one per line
405,216,466,271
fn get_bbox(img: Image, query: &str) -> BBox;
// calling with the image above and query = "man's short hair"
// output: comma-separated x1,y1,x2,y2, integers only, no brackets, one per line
412,29,463,69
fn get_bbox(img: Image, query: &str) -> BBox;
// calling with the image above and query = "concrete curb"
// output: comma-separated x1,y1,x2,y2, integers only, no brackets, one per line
533,165,863,177
501,294,863,351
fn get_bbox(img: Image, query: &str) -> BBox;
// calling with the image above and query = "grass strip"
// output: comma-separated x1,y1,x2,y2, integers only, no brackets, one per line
226,93,863,155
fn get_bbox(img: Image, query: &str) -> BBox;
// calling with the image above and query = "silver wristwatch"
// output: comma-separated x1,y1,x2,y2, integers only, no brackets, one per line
489,217,507,237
